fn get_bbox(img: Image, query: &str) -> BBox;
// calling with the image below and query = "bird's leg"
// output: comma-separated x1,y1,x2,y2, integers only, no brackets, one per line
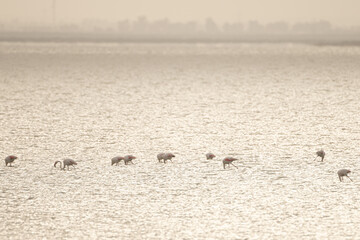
346,176,353,182
321,157,324,162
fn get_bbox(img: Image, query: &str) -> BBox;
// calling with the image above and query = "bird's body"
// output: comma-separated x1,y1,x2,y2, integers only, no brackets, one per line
157,153,165,163
157,152,175,163
111,156,124,166
315,149,325,161
54,159,77,170
337,169,352,182
222,157,238,169
206,153,216,160
5,155,17,167
124,155,136,165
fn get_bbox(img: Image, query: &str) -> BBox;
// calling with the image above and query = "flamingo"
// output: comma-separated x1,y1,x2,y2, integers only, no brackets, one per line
206,153,216,160
124,155,136,165
157,152,175,163
314,149,325,162
223,157,238,169
337,169,353,182
111,156,124,166
54,159,77,170
5,155,17,167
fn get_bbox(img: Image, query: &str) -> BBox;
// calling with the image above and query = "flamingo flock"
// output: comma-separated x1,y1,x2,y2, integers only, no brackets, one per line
3,149,354,182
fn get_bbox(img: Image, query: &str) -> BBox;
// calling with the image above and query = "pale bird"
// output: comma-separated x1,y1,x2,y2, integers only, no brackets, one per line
206,153,216,160
222,157,238,169
5,155,17,167
157,152,175,163
54,159,77,170
314,149,325,162
337,169,352,182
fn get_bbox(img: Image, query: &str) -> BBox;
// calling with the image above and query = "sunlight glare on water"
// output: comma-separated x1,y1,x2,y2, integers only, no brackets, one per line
1,42,360,239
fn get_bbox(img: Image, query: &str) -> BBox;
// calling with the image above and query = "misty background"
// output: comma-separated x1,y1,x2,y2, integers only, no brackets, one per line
1,0,360,42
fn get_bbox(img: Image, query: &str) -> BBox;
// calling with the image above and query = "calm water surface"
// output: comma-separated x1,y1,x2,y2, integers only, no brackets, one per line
1,42,360,239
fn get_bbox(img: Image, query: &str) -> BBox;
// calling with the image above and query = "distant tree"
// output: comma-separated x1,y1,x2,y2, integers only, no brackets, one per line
117,20,130,33
152,18,170,34
205,18,219,34
59,24,79,32
247,20,264,33
292,20,332,34
183,21,198,35
133,16,149,34
223,22,244,35
265,21,288,33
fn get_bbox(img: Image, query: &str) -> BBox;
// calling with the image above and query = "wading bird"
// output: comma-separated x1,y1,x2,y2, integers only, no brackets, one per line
314,149,325,161
5,155,17,167
206,153,216,160
111,156,124,166
337,169,353,182
124,155,136,165
54,159,77,170
157,152,175,163
223,157,238,169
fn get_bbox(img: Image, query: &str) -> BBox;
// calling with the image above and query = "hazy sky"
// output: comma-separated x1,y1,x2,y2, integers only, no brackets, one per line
1,0,359,26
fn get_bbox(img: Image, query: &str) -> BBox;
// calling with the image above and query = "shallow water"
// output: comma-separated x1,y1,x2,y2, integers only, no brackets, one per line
1,42,360,239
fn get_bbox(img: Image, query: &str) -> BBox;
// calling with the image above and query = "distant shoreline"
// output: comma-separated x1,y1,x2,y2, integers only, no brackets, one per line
1,31,360,46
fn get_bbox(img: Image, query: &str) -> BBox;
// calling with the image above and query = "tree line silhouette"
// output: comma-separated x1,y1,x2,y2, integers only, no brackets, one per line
1,16,360,36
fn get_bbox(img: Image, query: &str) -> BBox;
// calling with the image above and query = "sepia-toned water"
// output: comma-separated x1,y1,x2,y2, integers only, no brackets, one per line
1,42,360,239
